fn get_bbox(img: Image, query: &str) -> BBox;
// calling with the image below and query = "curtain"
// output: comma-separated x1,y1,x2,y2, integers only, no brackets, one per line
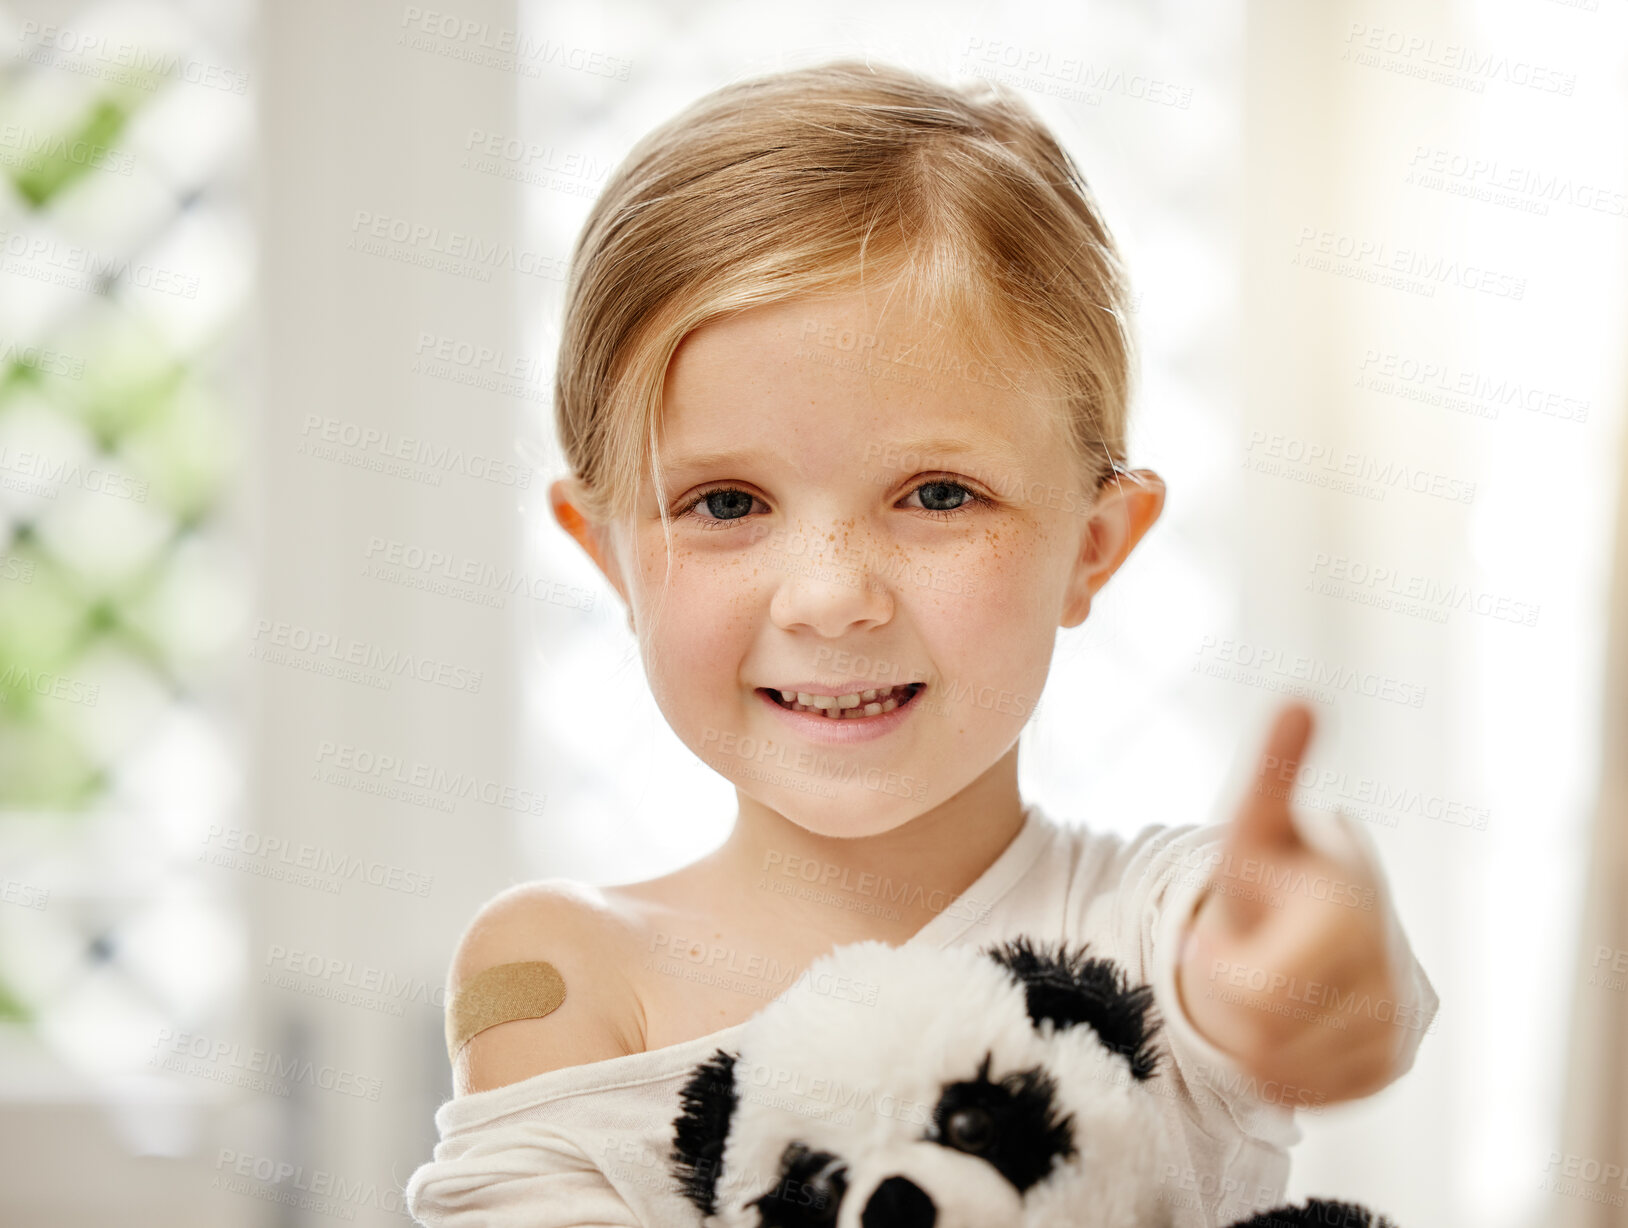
1556,393,1628,1227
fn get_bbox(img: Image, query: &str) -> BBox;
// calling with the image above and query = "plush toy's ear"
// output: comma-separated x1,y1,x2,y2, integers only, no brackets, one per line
1227,1199,1397,1227
668,1048,739,1217
981,935,1162,1081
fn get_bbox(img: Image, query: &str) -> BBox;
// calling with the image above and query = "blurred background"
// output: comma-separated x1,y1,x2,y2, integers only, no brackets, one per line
1,0,1625,1224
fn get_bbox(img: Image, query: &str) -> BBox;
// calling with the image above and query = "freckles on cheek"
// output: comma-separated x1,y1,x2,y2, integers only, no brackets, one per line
638,540,759,692
957,528,1054,620
945,531,1061,674
937,534,1061,690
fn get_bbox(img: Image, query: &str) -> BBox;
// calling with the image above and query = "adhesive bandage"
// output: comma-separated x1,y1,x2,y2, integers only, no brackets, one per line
444,960,568,1061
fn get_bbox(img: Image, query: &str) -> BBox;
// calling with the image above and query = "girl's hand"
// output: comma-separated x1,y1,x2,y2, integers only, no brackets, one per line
1174,701,1406,1104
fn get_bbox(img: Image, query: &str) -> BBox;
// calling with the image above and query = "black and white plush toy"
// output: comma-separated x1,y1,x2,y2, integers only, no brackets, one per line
667,934,1396,1228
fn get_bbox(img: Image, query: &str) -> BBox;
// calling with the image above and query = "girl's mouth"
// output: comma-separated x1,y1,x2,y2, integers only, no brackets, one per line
757,682,926,720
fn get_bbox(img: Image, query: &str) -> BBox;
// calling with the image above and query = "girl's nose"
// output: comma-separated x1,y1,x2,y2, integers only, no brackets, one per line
764,546,897,637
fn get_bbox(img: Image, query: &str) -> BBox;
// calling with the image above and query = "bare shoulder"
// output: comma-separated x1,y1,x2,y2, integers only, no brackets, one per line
449,878,644,1097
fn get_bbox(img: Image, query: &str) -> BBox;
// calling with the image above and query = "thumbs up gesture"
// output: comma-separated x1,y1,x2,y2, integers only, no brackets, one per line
1175,702,1407,1104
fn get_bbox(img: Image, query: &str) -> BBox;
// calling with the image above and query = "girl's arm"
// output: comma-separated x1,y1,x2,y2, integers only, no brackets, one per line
1173,702,1439,1103
446,882,639,1095
404,887,653,1227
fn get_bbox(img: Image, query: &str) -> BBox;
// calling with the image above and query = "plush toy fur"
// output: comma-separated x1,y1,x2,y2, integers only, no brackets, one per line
667,934,1398,1228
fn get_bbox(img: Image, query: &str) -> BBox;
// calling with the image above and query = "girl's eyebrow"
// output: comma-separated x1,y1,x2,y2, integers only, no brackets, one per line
665,434,1027,481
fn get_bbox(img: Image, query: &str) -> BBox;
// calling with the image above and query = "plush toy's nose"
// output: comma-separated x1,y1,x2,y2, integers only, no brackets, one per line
860,1175,936,1228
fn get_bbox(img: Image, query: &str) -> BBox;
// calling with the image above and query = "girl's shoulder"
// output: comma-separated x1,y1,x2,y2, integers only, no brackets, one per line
447,877,646,1096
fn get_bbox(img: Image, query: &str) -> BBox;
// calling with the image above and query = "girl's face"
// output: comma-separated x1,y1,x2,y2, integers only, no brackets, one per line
561,289,1163,839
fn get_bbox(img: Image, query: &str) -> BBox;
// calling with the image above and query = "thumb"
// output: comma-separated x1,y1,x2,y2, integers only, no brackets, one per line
1206,702,1315,932
1228,701,1314,855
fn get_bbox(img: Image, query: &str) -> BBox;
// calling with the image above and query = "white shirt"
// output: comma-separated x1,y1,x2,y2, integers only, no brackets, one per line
403,799,1439,1227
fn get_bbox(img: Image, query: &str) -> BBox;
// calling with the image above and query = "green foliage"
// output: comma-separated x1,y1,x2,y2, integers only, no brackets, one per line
0,974,34,1025
1,81,233,810
8,95,137,209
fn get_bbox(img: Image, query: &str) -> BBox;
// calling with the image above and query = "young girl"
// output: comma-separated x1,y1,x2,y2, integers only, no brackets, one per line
404,58,1438,1228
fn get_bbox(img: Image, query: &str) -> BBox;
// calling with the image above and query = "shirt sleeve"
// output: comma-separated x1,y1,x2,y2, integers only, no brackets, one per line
403,1121,645,1228
1292,804,1441,1081
1079,821,1302,1150
1084,810,1439,1145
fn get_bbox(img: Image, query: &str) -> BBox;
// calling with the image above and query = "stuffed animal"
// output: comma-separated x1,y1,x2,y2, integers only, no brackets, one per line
667,933,1397,1227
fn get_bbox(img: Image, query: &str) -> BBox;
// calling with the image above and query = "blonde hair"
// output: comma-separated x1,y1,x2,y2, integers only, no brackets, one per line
554,56,1138,576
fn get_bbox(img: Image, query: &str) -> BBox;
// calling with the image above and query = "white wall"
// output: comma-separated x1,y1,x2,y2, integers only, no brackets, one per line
251,0,530,1218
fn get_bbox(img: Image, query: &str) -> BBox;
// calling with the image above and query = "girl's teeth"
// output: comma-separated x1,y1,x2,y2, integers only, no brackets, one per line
775,684,916,718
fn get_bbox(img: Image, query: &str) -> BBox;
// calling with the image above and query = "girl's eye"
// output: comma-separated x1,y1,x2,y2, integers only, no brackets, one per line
904,479,988,519
677,486,761,528
676,478,989,530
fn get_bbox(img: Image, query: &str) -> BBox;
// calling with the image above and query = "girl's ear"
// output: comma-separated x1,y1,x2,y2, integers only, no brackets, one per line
550,477,633,609
1060,467,1166,628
